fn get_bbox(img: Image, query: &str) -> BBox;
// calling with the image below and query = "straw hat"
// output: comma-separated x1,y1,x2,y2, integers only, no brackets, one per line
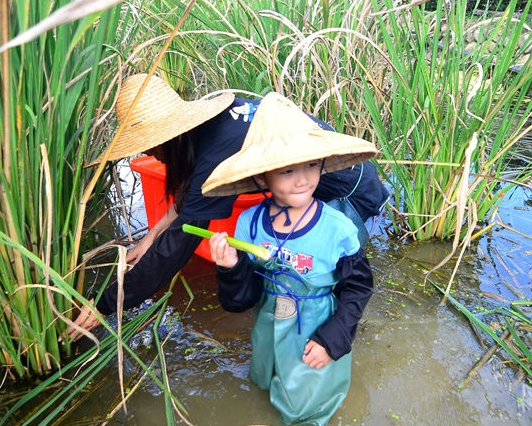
202,92,377,197
92,73,235,164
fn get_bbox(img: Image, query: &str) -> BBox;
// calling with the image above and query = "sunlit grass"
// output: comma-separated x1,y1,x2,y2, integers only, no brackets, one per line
365,0,532,242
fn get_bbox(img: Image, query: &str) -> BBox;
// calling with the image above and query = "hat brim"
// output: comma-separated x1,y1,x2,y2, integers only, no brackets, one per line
90,74,235,166
202,91,377,197
202,130,377,197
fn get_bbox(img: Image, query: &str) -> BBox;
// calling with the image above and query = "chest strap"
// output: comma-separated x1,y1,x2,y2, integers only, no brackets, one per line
254,269,332,334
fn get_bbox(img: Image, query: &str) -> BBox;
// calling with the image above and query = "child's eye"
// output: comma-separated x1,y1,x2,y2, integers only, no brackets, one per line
306,162,319,169
280,168,293,175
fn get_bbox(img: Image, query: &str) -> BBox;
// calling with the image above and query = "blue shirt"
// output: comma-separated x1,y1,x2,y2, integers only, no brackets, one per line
235,200,360,278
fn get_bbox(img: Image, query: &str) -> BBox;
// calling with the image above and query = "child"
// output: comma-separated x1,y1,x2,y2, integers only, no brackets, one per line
203,92,377,425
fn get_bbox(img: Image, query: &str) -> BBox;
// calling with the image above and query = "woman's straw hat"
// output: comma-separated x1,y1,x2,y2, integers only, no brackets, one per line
202,92,377,197
92,73,235,163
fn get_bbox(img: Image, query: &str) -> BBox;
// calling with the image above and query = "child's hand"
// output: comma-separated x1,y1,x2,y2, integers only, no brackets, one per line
210,232,239,268
302,340,332,369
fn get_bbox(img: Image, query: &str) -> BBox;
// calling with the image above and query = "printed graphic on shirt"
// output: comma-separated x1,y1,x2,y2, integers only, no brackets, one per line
229,102,258,122
262,242,314,274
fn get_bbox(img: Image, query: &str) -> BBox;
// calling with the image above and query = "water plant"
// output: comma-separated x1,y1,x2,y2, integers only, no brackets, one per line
0,0,128,380
364,0,532,242
139,0,531,243
431,282,532,384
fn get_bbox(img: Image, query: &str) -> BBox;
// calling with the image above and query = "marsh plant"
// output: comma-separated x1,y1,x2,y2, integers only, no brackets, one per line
365,0,532,242
139,0,531,242
0,0,127,380
0,0,201,423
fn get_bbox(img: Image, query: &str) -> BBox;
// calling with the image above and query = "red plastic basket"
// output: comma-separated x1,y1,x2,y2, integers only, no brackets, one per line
130,156,265,262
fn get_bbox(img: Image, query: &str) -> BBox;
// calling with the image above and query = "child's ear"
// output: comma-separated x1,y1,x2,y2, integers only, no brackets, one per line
254,174,267,187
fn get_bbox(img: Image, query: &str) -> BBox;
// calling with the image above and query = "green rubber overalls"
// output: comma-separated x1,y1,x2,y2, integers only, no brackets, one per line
249,258,351,426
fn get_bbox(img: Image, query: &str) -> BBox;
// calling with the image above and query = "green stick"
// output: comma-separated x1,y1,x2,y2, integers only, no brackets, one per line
182,224,270,260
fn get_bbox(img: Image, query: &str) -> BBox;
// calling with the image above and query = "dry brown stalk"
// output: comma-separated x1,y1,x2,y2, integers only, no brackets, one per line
460,328,511,388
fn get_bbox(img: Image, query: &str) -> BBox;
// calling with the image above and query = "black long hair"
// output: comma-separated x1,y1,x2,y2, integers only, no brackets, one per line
159,131,195,213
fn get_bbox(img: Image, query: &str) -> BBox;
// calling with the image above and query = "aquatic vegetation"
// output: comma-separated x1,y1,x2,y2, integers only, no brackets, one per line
0,0,126,380
0,292,191,425
432,282,532,384
0,0,201,423
365,0,532,242
0,0,530,424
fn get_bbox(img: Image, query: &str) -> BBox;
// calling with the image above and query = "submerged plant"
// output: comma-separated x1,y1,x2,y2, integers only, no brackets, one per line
432,282,532,384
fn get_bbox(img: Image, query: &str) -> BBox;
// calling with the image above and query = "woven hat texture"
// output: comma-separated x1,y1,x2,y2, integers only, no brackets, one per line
202,92,377,196
93,73,234,163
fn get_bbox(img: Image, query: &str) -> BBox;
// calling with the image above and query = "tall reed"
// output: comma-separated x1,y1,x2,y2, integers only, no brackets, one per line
146,0,383,135
0,0,124,379
138,0,531,242
364,0,532,240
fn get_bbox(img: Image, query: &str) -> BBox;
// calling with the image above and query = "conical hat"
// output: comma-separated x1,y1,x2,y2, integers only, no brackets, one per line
202,92,377,196
92,73,234,164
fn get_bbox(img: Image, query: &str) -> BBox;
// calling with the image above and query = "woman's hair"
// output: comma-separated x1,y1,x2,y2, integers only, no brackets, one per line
160,132,195,213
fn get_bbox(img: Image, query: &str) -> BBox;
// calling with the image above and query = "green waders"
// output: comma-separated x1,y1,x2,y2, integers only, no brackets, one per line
249,259,351,426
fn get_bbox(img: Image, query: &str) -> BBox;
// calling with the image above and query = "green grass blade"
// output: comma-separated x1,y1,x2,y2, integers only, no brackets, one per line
432,282,532,377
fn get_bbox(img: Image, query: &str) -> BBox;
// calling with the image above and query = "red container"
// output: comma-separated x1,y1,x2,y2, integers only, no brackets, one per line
130,156,265,262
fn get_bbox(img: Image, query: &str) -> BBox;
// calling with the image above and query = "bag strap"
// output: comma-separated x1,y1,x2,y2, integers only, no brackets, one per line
339,163,364,200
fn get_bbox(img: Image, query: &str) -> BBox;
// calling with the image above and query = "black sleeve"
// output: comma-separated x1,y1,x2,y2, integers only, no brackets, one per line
217,251,263,312
95,218,208,315
310,249,374,360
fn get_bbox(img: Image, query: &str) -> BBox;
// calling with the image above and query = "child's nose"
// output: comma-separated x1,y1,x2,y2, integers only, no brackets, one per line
294,169,309,185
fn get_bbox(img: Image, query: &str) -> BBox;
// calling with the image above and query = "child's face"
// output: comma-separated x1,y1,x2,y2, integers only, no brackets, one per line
259,160,321,209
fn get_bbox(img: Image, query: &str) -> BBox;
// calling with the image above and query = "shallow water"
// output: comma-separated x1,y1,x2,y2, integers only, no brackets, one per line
2,181,531,426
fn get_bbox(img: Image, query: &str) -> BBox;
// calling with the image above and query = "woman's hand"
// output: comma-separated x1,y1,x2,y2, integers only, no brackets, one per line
210,232,239,269
125,231,157,269
302,340,332,369
126,206,179,269
65,299,102,341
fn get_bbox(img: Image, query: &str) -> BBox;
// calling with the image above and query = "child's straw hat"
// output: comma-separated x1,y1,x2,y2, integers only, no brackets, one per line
92,73,234,163
202,92,377,196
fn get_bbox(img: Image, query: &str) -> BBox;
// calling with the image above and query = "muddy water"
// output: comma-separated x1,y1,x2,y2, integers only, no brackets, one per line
34,184,529,426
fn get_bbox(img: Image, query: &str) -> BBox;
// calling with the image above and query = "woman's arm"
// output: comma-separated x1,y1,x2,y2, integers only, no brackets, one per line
310,249,374,360
126,205,178,267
